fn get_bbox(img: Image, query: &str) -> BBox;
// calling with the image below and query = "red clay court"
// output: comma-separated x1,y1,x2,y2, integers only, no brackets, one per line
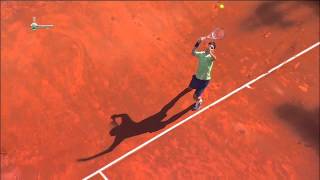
1,1,319,179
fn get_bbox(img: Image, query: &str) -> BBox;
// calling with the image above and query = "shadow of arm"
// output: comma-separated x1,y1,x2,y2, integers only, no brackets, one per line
77,136,124,162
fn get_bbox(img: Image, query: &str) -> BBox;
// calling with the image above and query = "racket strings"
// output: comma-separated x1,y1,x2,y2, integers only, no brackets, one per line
212,28,225,39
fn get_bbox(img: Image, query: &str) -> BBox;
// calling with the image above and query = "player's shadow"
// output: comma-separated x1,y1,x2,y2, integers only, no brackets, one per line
78,88,193,162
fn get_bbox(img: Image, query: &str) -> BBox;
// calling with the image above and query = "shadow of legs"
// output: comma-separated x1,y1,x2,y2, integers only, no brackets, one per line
160,88,192,113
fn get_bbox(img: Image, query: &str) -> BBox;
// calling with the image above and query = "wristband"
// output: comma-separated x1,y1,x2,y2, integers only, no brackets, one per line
194,40,201,48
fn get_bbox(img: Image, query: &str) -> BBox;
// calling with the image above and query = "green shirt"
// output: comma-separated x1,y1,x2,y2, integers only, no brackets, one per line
194,51,215,80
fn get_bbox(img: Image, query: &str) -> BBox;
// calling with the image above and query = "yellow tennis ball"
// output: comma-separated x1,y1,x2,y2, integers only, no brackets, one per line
219,4,224,9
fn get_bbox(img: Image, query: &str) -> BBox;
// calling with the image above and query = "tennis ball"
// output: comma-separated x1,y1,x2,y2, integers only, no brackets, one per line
219,4,224,9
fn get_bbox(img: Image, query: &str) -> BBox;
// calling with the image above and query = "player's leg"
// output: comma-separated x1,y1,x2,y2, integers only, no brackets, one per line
188,75,197,90
192,88,204,110
192,79,210,110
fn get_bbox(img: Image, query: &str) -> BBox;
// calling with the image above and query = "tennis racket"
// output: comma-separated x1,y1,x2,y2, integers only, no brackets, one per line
206,27,225,40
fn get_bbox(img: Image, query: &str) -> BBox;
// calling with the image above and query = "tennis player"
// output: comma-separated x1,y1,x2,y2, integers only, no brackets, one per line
189,37,216,110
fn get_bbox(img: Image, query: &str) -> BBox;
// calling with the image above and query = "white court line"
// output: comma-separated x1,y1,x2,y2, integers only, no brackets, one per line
99,172,108,180
83,41,320,180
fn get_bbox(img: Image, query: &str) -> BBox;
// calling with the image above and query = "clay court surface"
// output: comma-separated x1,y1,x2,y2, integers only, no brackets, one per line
1,1,319,179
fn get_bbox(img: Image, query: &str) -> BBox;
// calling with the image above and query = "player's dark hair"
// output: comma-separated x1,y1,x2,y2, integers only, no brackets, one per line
208,41,216,49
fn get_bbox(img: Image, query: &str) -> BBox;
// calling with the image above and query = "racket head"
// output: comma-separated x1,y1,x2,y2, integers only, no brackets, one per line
211,27,225,40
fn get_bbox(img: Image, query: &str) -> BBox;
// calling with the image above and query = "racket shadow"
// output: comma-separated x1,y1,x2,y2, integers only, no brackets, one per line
78,88,194,162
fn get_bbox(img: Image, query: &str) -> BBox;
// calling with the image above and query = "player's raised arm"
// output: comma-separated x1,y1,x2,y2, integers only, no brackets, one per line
192,37,205,56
